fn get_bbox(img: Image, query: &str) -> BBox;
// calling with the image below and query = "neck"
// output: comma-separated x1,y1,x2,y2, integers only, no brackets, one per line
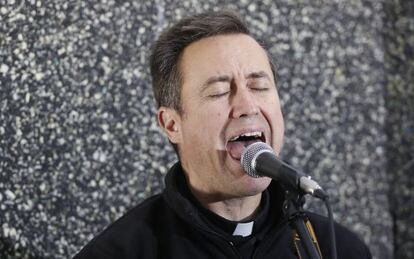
191,189,263,221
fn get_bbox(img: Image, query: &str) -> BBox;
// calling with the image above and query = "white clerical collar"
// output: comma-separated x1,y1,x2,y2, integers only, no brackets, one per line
232,221,254,237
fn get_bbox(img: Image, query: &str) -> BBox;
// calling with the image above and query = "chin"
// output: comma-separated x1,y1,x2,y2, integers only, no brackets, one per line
240,176,272,197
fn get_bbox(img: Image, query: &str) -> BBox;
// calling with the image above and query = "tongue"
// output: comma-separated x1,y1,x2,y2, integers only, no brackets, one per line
226,140,262,160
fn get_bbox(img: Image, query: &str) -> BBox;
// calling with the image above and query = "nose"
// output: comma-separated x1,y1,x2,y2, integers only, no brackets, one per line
230,85,260,119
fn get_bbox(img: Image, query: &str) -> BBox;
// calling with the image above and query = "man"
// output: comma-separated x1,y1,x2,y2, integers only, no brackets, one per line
74,10,371,259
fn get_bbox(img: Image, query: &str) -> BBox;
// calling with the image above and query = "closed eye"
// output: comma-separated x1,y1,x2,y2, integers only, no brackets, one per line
247,76,271,92
249,83,270,92
251,87,269,91
208,91,230,98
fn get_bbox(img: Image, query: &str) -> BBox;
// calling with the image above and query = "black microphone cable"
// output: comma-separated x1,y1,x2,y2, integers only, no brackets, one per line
322,196,337,259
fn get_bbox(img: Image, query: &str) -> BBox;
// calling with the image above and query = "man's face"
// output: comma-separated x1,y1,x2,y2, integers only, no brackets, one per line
164,34,284,199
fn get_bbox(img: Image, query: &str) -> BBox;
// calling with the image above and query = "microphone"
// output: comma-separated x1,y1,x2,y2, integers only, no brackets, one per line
241,142,328,199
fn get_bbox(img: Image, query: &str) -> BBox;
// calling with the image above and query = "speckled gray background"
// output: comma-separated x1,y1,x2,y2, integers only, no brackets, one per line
0,0,413,258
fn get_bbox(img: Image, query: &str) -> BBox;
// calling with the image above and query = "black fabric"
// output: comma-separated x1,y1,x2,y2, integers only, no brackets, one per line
178,167,274,259
74,162,372,259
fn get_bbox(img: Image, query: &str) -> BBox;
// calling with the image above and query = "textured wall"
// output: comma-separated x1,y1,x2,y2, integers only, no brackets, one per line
0,0,412,258
383,1,414,257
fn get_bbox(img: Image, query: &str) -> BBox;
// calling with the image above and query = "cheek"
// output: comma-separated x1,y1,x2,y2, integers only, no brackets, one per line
271,109,285,153
183,111,221,140
260,97,284,146
200,103,228,121
183,100,230,139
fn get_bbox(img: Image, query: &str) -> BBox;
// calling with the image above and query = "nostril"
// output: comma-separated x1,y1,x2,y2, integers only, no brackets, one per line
232,104,259,118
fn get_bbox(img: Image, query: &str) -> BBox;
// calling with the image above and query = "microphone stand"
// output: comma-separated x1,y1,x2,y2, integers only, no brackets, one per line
283,189,322,259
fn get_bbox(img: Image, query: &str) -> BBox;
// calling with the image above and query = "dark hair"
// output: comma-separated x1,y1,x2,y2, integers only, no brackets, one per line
149,10,276,114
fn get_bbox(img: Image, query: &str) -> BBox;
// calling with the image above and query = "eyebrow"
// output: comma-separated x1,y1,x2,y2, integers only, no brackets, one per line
246,71,271,80
200,71,271,94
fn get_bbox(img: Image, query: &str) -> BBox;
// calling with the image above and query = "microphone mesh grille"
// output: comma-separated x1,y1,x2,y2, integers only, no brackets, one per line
241,142,273,178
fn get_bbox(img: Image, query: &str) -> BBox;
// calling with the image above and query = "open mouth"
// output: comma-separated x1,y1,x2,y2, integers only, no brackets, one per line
226,131,265,160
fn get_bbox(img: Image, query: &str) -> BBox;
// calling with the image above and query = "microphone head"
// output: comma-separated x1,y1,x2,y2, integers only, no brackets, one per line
241,142,274,178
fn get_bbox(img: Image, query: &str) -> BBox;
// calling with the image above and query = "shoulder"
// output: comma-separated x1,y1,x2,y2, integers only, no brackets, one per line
306,212,372,259
73,194,169,259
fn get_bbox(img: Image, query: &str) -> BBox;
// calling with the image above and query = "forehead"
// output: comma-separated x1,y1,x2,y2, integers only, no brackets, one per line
179,34,273,84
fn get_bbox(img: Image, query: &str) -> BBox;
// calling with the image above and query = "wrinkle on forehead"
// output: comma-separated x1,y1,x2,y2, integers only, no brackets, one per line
180,34,274,89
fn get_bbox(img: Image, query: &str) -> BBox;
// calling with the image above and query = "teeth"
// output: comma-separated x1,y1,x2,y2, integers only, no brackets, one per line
242,131,262,137
230,131,263,141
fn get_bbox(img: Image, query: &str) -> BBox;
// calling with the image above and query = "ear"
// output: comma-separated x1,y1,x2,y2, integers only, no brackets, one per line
157,107,182,144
